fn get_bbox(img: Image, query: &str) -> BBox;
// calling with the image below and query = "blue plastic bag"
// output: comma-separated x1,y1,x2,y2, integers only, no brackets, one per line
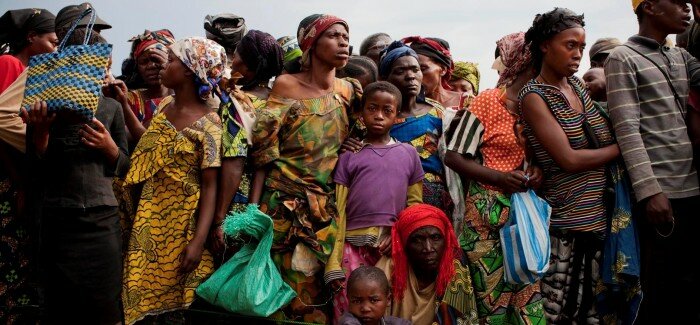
196,204,296,316
500,189,551,284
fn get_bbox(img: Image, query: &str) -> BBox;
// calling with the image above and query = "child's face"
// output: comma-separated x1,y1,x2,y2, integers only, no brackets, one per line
361,91,398,137
348,280,390,325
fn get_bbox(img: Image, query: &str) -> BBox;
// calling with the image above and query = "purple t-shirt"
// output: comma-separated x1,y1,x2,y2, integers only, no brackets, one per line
334,143,424,230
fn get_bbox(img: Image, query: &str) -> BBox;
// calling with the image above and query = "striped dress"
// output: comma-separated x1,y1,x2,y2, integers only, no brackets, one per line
518,77,613,233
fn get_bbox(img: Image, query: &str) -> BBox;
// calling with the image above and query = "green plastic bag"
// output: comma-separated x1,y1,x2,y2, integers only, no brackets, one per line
196,204,296,316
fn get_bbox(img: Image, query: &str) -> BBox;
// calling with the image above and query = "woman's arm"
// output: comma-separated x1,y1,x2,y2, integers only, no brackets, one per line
180,167,218,273
248,167,268,204
104,80,147,141
209,157,245,255
521,93,619,173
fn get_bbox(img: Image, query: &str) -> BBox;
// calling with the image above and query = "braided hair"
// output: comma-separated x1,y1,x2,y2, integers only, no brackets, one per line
525,7,585,72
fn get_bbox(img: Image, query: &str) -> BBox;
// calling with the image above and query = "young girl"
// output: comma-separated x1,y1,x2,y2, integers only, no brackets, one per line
121,37,226,324
339,266,410,325
248,14,361,323
331,81,424,322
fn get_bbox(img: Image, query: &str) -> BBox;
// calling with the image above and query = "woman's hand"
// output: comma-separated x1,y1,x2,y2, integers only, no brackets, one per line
329,279,345,295
498,170,528,193
340,137,363,153
208,225,226,257
20,100,55,131
180,241,204,274
378,236,392,256
525,165,543,189
80,118,119,161
102,79,129,105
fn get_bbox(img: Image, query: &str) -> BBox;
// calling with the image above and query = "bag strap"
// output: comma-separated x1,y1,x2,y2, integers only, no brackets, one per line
57,8,97,51
623,44,687,120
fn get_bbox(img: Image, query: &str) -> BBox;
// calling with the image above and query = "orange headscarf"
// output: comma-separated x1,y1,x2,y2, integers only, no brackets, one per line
391,204,461,300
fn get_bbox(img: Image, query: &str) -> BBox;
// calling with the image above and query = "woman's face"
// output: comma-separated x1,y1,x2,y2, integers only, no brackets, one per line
136,49,166,87
28,32,58,56
406,226,445,275
417,54,445,93
541,27,586,77
312,23,350,69
230,49,253,84
160,50,190,89
386,56,423,98
449,78,474,96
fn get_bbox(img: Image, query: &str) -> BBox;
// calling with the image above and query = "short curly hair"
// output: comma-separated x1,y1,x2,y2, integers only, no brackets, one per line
525,7,585,72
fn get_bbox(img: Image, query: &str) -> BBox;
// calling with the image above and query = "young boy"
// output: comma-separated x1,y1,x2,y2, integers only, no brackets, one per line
339,266,410,325
329,81,424,322
606,1,700,323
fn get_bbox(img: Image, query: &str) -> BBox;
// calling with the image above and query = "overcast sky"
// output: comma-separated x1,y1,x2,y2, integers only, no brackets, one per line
3,0,646,88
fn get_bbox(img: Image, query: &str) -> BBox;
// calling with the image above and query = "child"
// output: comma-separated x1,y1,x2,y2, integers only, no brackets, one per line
330,81,424,321
339,266,410,325
121,37,226,324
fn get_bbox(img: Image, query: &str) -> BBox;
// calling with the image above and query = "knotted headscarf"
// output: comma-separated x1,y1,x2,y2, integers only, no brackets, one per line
391,204,461,300
378,40,418,78
129,29,175,59
236,30,284,89
170,37,228,102
452,61,480,95
0,8,55,53
204,13,247,51
495,32,532,88
297,14,348,66
403,36,454,90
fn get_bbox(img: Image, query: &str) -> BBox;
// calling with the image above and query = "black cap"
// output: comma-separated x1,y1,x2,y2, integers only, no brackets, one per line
55,2,111,31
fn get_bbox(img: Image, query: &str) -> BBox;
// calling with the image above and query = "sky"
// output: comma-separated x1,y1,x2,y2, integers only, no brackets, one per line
2,0,645,88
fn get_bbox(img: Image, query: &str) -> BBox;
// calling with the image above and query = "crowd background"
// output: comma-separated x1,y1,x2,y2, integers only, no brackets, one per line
0,0,641,90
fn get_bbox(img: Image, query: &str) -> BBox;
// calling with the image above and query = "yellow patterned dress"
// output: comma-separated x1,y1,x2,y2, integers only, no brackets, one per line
122,96,222,324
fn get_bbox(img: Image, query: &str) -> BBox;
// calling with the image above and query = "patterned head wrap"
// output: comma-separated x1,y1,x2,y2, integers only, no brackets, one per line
403,36,454,90
203,13,246,51
378,40,418,78
452,61,480,95
170,37,228,102
277,35,303,64
391,204,461,300
297,14,348,66
236,30,284,89
495,32,532,88
129,29,175,59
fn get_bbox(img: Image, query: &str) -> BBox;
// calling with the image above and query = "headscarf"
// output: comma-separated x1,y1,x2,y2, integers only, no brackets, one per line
495,32,532,88
236,30,284,89
297,14,348,66
129,29,175,59
452,61,480,95
525,8,585,73
277,36,302,64
378,40,418,78
391,204,461,301
169,37,228,102
403,36,454,90
0,8,55,53
204,13,247,51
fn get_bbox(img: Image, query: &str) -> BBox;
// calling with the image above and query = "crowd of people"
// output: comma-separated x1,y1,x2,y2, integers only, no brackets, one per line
1,0,699,324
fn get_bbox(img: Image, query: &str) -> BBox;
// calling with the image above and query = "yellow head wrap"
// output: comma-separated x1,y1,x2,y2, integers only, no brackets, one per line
632,0,644,11
452,61,480,95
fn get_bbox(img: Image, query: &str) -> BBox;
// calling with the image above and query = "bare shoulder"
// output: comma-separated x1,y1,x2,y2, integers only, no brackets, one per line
270,74,302,99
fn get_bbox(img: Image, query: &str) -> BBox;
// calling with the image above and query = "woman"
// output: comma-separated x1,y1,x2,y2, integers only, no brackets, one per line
449,61,479,98
121,37,226,324
444,32,546,325
379,41,452,213
0,8,56,323
209,30,284,256
123,30,175,132
377,203,478,325
403,36,465,109
519,8,640,324
248,14,361,323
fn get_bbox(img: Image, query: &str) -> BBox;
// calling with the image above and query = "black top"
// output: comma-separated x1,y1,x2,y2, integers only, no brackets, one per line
30,97,129,208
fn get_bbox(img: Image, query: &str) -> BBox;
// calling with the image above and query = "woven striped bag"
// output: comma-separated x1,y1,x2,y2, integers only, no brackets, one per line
22,7,112,121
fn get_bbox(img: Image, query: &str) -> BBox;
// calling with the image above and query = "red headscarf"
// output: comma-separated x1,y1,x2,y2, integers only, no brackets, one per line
130,29,175,59
297,14,348,64
402,36,454,90
391,204,460,300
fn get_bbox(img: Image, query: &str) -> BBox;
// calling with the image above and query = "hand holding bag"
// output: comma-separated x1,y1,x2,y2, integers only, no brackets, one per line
21,7,112,121
500,186,552,284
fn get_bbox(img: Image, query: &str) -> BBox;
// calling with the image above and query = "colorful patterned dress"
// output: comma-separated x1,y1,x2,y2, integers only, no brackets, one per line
122,96,222,324
391,99,453,211
445,88,545,324
219,90,267,214
251,78,361,324
518,77,614,324
127,89,167,127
